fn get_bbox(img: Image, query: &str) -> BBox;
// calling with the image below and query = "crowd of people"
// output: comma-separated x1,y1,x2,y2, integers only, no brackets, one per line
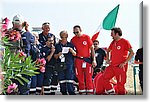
1,14,143,95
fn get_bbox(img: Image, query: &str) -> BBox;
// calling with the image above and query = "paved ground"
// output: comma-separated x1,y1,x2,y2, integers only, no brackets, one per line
0,64,142,95
55,64,143,95
125,64,142,95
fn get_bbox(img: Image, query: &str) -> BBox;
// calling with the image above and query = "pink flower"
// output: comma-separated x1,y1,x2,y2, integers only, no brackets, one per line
40,58,46,65
5,30,21,41
7,83,18,94
35,58,46,73
35,58,41,64
9,35,15,40
14,32,21,41
2,24,8,30
1,31,6,37
39,66,45,73
19,51,26,58
2,17,10,30
5,17,10,25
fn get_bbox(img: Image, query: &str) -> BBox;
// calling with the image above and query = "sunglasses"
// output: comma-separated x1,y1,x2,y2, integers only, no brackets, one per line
61,36,67,38
14,22,21,25
73,32,79,34
94,43,98,45
47,40,54,42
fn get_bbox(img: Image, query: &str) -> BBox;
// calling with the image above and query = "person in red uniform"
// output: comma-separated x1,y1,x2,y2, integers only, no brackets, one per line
102,27,134,95
71,25,97,94
93,67,127,95
93,70,105,94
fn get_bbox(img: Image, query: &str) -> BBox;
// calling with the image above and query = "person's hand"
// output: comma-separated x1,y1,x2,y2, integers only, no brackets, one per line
69,47,76,56
119,62,127,68
92,60,97,68
119,62,127,71
22,21,29,31
51,45,55,53
69,48,75,54
58,52,62,57
69,48,73,52
106,59,111,65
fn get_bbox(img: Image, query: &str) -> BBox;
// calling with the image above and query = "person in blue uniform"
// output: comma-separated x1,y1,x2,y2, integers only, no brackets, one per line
29,33,44,95
54,30,76,95
11,14,35,95
42,35,56,95
38,22,58,94
39,22,56,46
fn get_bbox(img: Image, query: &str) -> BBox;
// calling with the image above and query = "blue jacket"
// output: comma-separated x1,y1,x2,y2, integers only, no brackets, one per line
30,43,43,61
21,31,35,56
42,46,56,66
39,32,56,46
55,42,75,65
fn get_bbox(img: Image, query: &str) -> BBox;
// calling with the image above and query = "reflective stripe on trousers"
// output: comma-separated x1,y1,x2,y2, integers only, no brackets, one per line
59,80,74,83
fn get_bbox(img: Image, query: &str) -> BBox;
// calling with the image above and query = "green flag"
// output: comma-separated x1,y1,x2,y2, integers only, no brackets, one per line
102,4,120,30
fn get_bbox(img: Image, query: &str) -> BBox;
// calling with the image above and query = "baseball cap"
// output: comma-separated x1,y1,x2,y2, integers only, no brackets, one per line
42,22,50,27
12,14,23,24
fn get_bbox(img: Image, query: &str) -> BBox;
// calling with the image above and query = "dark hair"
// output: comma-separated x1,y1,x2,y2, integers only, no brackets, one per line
46,35,54,41
73,25,82,31
42,22,50,27
111,27,122,36
93,40,99,44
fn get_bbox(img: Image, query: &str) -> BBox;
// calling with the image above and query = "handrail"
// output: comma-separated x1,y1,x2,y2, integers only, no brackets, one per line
132,65,139,95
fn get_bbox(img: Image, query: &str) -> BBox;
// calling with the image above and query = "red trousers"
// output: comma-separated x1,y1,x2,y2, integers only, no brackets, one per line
102,65,128,95
94,72,119,95
75,58,93,93
94,72,105,94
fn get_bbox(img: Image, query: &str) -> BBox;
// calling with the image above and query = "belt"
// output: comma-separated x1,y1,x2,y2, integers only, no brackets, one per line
75,56,84,59
75,56,92,64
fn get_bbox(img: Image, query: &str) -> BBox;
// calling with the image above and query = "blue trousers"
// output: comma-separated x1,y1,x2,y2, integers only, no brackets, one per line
12,74,31,95
49,70,58,95
43,66,53,95
30,72,44,94
58,64,76,95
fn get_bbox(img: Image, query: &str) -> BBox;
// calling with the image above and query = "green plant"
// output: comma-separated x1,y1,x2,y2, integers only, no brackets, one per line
0,38,39,95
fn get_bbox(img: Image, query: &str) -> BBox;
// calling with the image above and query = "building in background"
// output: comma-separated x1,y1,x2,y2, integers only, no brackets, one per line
31,27,42,34
31,27,59,43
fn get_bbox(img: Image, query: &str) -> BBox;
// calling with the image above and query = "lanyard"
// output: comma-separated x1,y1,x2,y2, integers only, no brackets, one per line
42,35,47,42
60,42,68,51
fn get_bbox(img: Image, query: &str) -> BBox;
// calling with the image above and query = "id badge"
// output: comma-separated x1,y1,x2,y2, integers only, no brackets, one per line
95,53,98,57
61,57,65,62
82,62,86,68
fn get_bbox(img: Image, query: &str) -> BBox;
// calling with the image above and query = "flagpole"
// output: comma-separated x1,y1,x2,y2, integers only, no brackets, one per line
94,22,102,33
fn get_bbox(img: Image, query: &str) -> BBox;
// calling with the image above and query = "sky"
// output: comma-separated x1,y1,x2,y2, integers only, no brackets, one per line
0,0,150,101
0,0,142,52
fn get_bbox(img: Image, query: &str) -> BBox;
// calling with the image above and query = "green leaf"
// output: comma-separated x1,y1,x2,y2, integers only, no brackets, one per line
32,72,40,74
20,70,37,76
7,55,11,67
27,67,39,71
22,73,35,76
10,63,24,69
17,76,29,83
15,74,22,77
14,77,24,85
25,57,31,65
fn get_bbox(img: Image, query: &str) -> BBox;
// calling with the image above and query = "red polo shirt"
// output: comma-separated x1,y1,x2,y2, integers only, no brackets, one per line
108,38,132,66
71,34,93,58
